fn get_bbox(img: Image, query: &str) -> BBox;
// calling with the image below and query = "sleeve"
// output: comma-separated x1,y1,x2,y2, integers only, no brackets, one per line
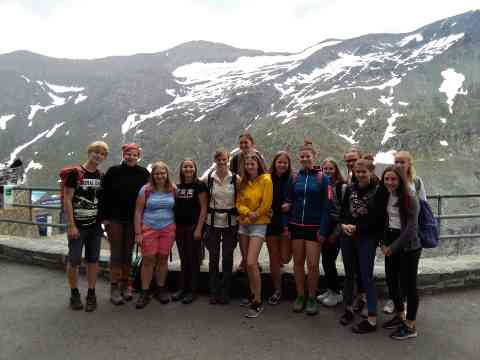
319,176,333,238
390,196,420,254
285,176,294,204
197,181,208,194
64,170,78,188
339,186,352,225
236,192,251,217
256,175,273,218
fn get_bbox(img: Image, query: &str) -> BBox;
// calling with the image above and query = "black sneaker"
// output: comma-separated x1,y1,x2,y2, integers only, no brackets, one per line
390,324,418,340
181,293,196,305
70,292,83,310
353,296,366,313
136,291,151,309
245,301,264,318
382,315,405,329
85,294,97,312
352,319,377,334
339,310,354,326
172,289,186,302
154,287,171,304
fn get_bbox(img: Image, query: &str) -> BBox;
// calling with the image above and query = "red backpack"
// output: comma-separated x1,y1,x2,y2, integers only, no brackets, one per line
59,165,85,203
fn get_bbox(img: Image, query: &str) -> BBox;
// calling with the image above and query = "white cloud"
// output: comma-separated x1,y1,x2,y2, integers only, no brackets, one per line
0,1,476,59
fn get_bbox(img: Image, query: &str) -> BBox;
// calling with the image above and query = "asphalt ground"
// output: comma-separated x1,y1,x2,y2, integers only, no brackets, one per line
0,260,479,360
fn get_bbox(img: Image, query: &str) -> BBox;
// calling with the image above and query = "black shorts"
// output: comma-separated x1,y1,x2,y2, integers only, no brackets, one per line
288,224,320,242
266,222,285,237
68,224,102,266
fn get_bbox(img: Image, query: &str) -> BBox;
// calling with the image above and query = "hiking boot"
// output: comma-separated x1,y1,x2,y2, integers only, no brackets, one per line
293,296,305,313
154,286,170,304
70,291,83,310
245,301,264,318
340,310,355,326
353,295,366,313
390,324,418,340
135,291,150,309
352,319,377,334
382,315,405,330
85,294,97,312
181,293,196,305
268,291,281,305
110,284,124,306
172,289,186,302
322,291,343,307
121,282,133,302
305,297,319,316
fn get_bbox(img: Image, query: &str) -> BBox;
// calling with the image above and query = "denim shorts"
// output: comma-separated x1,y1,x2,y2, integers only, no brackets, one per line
68,224,102,266
238,224,268,239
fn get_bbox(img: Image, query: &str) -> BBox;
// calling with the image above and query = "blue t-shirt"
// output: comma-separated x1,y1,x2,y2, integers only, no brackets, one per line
139,186,175,230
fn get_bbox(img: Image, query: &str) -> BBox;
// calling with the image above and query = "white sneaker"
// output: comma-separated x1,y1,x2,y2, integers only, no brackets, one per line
383,299,395,314
322,291,343,307
316,289,331,303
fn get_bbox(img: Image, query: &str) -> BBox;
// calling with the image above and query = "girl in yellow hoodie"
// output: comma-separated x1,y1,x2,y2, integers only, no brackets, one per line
236,152,273,318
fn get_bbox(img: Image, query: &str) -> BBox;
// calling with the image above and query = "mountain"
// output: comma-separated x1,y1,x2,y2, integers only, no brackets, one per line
0,10,479,202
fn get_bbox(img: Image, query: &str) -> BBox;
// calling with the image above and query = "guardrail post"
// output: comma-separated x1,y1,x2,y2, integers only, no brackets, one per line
27,189,33,222
437,195,442,228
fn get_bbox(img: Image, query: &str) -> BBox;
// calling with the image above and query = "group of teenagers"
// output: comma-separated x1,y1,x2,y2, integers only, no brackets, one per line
62,132,427,341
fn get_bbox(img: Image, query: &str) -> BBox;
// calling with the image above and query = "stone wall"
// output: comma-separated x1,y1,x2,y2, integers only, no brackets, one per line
0,190,39,237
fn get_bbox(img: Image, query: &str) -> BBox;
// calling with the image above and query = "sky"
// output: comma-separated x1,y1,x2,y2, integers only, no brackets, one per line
0,0,477,59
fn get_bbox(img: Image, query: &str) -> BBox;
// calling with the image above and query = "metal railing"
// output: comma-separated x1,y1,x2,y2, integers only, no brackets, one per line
0,186,65,229
0,187,479,239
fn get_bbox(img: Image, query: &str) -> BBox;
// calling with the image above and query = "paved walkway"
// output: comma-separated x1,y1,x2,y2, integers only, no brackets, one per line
1,260,479,360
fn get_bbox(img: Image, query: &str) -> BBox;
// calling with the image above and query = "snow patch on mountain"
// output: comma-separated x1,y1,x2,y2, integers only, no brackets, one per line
44,81,85,93
398,101,409,106
21,75,30,83
440,117,447,124
28,92,67,121
339,133,358,144
439,68,468,113
45,122,65,138
405,33,464,64
381,112,403,145
8,130,49,164
379,96,394,106
440,140,449,146
74,94,88,104
0,114,15,130
397,33,424,47
24,160,43,174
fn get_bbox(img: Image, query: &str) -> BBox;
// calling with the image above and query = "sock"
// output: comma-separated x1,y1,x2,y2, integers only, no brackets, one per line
87,288,95,296
71,288,79,296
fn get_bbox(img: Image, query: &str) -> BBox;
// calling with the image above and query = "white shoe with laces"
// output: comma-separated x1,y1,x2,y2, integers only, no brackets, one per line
322,291,343,307
316,289,331,303
383,299,395,314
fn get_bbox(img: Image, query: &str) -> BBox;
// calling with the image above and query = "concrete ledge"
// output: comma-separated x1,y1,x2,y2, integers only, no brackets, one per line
1,235,480,298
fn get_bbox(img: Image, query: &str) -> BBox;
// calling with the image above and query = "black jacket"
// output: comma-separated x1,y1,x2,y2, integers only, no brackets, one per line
340,178,387,238
99,162,149,223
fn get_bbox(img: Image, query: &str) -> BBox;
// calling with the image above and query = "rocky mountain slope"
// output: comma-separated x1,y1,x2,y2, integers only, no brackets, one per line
0,10,479,200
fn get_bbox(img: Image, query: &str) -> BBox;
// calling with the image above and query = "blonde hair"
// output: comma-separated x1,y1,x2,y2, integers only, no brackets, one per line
394,150,416,183
214,148,230,161
87,141,109,155
149,161,174,192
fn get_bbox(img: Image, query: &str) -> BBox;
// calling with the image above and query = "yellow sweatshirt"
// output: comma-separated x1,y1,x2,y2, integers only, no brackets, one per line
236,173,273,225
